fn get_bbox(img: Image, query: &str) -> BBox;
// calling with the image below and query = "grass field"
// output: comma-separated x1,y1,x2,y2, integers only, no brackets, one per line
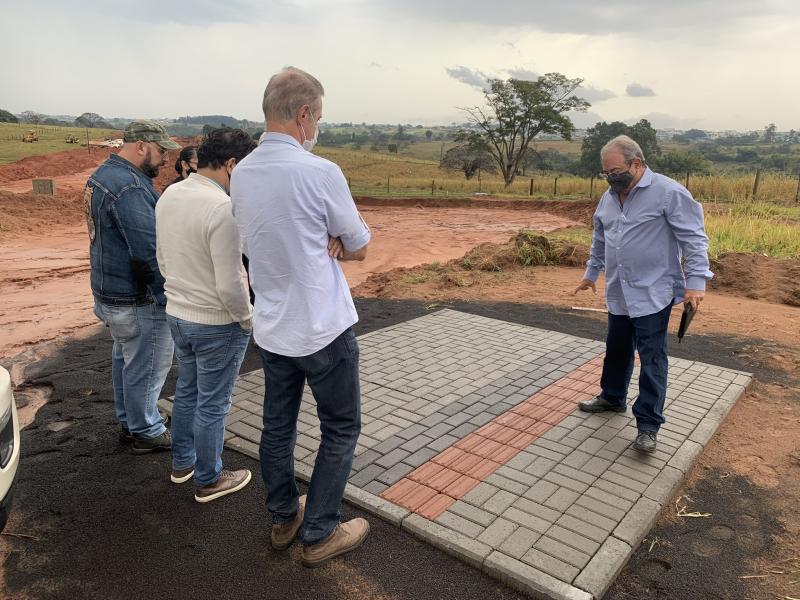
0,123,120,163
315,146,800,203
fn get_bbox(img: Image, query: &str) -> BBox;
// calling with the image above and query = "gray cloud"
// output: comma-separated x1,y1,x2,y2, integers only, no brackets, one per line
506,68,539,81
446,66,489,90
568,110,606,129
369,0,786,34
577,85,616,102
27,0,270,25
627,83,656,97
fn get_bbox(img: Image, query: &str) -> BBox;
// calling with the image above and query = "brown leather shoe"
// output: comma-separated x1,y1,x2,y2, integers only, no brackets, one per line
271,495,307,550
194,469,251,503
170,466,195,484
301,518,370,568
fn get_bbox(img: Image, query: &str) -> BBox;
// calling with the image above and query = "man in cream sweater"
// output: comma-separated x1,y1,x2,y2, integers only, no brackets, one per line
156,128,257,503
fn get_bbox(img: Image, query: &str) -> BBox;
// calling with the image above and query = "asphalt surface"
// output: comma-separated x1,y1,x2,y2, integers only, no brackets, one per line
2,299,780,599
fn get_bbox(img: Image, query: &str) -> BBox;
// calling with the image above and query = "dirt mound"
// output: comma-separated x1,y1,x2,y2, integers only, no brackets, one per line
355,230,590,298
354,197,596,225
355,230,800,308
0,148,115,183
0,190,85,237
711,252,800,306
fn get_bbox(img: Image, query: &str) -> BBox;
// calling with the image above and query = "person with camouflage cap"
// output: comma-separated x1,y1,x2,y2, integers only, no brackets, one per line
84,120,180,454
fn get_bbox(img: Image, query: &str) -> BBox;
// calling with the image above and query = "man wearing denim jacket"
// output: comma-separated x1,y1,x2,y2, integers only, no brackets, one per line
84,120,180,454
574,135,713,453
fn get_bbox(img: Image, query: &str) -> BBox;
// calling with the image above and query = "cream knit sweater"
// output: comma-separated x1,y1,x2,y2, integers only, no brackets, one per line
155,173,252,327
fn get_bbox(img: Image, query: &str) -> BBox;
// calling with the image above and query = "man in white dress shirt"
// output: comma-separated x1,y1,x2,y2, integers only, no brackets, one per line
231,67,371,567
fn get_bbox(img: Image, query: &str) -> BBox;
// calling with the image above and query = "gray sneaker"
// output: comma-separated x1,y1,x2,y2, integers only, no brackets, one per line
131,430,172,454
194,469,252,503
633,431,657,453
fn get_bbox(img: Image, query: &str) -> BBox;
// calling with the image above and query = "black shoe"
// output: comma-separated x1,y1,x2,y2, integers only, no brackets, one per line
633,431,657,453
578,395,627,413
119,411,169,444
131,430,172,454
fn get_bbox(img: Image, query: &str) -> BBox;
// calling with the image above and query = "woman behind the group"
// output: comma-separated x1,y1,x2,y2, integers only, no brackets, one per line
165,145,198,189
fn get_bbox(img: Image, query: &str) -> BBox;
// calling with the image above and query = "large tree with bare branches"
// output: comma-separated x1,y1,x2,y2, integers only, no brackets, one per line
455,73,589,188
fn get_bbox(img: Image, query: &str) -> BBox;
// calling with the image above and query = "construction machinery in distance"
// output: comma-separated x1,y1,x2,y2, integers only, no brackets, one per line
22,130,39,143
65,134,79,144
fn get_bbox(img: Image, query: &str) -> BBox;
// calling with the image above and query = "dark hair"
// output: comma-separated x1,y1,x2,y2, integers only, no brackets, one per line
197,128,257,169
173,145,197,175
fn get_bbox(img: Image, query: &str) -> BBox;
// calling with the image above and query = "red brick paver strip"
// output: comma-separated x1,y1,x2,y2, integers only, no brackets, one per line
381,356,605,519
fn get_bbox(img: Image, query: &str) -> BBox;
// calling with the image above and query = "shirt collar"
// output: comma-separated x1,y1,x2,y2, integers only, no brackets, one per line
191,172,227,194
259,131,302,149
634,167,654,190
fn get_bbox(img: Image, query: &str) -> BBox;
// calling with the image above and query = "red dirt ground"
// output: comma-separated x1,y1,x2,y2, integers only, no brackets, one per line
1,147,799,598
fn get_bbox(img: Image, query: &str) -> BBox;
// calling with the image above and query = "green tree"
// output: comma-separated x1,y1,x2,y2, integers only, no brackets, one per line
455,73,589,187
652,150,711,176
21,110,43,124
440,145,497,179
425,129,433,141
578,119,661,176
763,123,777,144
0,109,18,123
74,112,112,128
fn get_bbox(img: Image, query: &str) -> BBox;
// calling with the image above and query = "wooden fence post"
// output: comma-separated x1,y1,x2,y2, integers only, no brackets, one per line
86,128,90,154
529,177,534,196
685,170,690,190
431,179,434,195
752,168,761,200
795,171,800,202
386,176,390,194
553,176,559,197
589,176,594,199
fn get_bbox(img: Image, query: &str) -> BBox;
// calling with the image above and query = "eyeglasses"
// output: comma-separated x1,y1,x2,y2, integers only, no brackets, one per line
599,162,633,179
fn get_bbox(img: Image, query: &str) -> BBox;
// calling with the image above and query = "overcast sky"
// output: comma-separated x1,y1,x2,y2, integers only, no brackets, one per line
2,0,798,131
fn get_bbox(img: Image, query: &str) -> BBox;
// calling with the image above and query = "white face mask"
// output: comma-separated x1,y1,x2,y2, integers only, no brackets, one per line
300,110,319,152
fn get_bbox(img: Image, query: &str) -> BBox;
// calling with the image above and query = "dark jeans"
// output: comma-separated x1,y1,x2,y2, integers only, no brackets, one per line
258,328,361,546
600,301,673,433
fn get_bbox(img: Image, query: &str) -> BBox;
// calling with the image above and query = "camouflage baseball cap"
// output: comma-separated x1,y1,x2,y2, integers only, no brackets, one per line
123,120,181,150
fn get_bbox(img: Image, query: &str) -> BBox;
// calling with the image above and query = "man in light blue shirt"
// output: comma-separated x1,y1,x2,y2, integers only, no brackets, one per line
574,135,713,453
231,67,371,567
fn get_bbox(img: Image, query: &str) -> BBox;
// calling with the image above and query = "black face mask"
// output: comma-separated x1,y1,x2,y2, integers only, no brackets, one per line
607,170,634,194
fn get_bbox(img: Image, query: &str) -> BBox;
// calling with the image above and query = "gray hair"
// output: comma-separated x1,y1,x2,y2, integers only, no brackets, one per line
262,66,325,123
600,135,646,164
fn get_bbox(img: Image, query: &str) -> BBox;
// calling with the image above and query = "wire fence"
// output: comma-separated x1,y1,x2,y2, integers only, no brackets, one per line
345,171,800,203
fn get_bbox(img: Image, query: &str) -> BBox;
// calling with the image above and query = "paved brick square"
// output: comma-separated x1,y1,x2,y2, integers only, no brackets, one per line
160,309,749,599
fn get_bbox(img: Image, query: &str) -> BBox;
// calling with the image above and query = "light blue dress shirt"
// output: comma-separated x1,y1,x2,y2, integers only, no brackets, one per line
584,168,713,318
230,133,371,356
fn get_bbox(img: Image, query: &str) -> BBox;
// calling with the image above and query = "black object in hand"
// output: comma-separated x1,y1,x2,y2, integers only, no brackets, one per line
677,302,696,343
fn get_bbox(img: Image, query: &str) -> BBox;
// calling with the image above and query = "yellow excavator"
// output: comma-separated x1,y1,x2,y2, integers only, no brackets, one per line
22,130,39,143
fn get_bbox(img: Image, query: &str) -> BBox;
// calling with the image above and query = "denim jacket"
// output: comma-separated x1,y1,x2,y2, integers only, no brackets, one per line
84,154,166,305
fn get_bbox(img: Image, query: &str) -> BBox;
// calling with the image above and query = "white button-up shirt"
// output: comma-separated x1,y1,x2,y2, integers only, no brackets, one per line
231,133,371,356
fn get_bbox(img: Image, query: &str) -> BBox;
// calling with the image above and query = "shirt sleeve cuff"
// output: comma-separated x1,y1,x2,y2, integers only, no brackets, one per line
342,229,371,252
685,276,707,291
584,267,601,282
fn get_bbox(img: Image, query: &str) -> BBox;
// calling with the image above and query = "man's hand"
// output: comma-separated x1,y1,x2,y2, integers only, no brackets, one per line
573,278,597,295
684,289,705,311
327,236,343,259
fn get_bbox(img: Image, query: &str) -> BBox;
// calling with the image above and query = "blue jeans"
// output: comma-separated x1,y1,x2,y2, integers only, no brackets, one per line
600,301,673,433
258,328,361,546
168,318,251,486
94,301,173,439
